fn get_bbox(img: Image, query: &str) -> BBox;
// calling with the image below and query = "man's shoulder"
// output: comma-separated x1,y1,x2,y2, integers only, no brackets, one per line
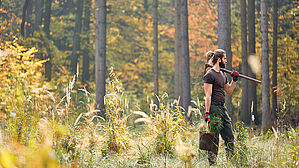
204,69,215,77
205,69,214,74
204,69,215,83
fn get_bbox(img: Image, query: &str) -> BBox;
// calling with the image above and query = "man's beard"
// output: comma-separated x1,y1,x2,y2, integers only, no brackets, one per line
220,61,225,68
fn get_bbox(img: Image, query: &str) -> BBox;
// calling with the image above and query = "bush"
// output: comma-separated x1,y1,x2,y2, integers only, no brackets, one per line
134,93,186,156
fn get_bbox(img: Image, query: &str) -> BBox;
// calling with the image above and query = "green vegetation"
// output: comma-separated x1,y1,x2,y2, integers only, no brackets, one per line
0,45,298,166
0,0,298,167
208,116,223,133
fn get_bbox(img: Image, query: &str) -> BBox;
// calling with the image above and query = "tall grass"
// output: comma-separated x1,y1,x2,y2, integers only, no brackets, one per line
0,42,298,167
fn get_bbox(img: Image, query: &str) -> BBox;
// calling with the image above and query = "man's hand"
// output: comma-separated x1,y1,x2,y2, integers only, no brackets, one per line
205,112,210,123
231,70,239,81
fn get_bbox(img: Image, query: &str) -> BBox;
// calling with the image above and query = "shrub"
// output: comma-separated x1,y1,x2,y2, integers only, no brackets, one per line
99,68,131,153
134,93,186,156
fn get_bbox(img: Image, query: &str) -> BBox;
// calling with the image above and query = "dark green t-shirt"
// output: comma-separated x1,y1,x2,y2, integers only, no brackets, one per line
204,68,228,103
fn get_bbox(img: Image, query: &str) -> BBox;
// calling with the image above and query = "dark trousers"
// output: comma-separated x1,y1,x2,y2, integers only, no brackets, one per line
208,104,234,165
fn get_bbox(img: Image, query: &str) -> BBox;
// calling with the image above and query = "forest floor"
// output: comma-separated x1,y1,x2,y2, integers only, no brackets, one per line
1,120,298,168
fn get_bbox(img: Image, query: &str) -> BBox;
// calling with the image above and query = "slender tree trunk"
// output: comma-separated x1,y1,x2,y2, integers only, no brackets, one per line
272,0,278,125
174,0,182,105
248,0,258,125
172,0,175,8
226,0,233,118
181,0,190,121
82,0,91,85
261,0,272,131
218,0,233,118
34,0,44,61
143,0,148,11
21,0,30,36
44,0,52,38
153,0,159,107
71,0,84,74
26,0,33,36
240,0,249,124
95,0,107,119
34,0,44,31
44,0,52,81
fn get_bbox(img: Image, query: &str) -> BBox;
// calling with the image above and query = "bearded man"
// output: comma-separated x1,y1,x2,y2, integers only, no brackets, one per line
203,49,239,165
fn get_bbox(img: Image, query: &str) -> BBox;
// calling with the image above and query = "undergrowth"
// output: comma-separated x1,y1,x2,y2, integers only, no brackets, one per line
0,42,298,167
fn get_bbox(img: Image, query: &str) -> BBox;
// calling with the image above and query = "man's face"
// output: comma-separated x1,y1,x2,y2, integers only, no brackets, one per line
219,54,227,68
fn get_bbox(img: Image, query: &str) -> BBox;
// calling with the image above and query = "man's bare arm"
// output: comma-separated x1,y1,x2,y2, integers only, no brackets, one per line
204,83,213,112
224,80,236,95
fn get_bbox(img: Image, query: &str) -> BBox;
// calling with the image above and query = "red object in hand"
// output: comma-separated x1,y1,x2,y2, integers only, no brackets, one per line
233,70,239,76
205,112,210,123
231,70,239,81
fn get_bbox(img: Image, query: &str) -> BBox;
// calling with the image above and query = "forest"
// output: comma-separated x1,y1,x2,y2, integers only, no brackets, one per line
0,0,298,167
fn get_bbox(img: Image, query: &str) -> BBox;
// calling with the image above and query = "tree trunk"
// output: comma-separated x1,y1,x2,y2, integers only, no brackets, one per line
153,0,159,107
82,0,91,85
143,0,148,11
226,0,233,119
95,0,107,119
218,0,233,118
44,0,52,81
34,0,44,31
71,0,84,74
174,0,182,105
248,0,258,125
261,0,272,131
228,0,234,119
21,0,30,36
44,0,52,38
171,0,175,8
26,0,33,36
180,0,190,121
272,0,278,125
240,0,249,125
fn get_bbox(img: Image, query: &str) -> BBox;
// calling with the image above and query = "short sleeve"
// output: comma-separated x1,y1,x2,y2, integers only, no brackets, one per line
204,72,214,84
225,73,228,84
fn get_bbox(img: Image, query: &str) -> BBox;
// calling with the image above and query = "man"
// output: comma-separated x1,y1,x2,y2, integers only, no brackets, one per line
203,49,239,165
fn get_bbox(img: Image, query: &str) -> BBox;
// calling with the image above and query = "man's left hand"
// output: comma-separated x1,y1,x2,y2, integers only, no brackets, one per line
231,70,239,81
205,112,210,123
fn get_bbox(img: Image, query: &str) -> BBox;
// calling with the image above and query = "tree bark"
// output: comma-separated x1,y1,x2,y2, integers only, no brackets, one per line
44,0,52,81
248,0,258,125
143,0,148,11
71,0,84,74
26,0,33,36
272,0,278,124
153,0,159,107
261,0,272,131
82,0,91,85
226,0,233,119
180,0,190,121
240,0,249,125
34,0,44,31
95,0,107,119
44,0,52,38
218,0,233,118
174,0,182,105
21,0,30,36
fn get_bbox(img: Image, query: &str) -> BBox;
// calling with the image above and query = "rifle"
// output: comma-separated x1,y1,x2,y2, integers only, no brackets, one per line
205,63,261,84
